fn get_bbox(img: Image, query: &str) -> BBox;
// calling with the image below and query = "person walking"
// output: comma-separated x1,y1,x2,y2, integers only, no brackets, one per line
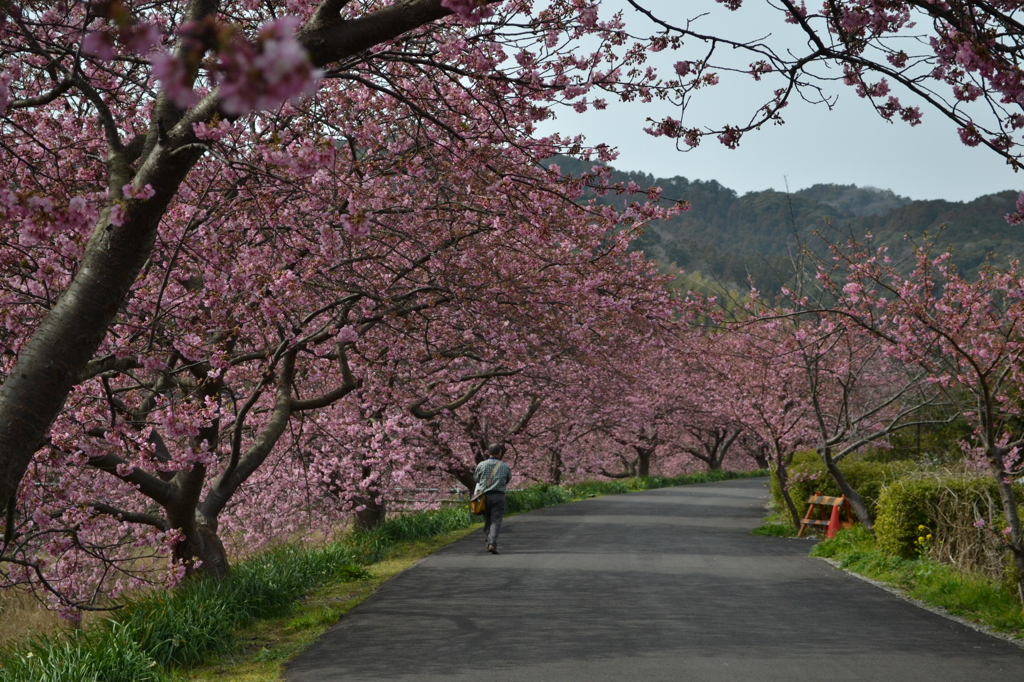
474,443,513,554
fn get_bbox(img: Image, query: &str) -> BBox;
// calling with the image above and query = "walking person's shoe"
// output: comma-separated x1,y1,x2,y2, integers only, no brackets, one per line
487,544,499,554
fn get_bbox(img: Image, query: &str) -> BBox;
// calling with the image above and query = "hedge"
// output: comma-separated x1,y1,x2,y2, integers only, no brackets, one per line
875,474,1024,575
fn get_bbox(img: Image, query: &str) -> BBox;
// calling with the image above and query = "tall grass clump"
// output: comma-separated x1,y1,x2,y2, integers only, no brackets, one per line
0,623,163,682
347,505,475,563
114,543,369,668
506,485,575,513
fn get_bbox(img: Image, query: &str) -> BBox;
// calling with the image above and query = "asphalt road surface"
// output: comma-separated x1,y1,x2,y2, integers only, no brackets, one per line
286,478,1024,681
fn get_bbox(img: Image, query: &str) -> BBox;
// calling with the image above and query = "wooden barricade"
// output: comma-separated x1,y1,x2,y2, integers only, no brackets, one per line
797,492,854,538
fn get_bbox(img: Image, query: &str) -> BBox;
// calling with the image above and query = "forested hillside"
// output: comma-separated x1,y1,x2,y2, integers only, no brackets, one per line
553,157,1022,290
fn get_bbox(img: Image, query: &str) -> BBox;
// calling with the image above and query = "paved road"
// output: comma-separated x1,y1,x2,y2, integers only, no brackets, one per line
287,478,1024,681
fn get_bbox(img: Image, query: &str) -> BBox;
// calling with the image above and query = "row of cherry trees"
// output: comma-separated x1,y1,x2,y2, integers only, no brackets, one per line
4,0,1024,617
0,0,692,614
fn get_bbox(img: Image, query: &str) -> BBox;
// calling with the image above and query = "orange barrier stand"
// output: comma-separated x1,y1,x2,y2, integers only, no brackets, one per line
797,492,854,539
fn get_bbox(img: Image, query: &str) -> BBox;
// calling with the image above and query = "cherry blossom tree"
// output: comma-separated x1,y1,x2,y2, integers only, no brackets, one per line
701,324,816,526
0,93,690,610
823,239,1024,605
0,0,682,529
777,307,940,528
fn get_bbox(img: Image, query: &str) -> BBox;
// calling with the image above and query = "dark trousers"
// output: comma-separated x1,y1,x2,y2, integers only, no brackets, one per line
482,492,506,548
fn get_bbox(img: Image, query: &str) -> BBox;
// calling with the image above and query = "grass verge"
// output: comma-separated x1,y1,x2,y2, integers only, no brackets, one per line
171,527,479,681
751,510,801,538
0,470,766,681
811,525,1024,638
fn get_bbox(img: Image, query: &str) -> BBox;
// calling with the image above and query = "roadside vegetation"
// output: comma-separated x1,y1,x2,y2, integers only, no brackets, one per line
0,471,764,681
769,443,1024,642
812,527,1024,637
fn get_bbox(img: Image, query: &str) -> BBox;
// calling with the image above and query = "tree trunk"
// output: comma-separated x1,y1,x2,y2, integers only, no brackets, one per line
451,466,477,494
987,447,1024,608
636,446,653,477
172,521,230,579
163,456,231,579
352,460,388,531
820,448,873,530
773,462,801,529
549,448,563,484
353,496,387,531
752,445,769,470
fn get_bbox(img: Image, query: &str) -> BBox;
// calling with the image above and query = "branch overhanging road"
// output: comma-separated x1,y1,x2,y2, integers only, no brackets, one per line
287,478,1024,681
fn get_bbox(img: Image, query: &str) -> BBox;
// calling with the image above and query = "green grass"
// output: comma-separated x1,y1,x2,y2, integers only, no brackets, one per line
0,623,164,682
0,470,767,681
751,522,799,537
812,526,1024,636
751,509,801,537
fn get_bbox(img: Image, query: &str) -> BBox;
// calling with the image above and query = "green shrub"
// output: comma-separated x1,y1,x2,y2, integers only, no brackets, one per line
875,474,1024,570
874,477,941,559
770,451,919,522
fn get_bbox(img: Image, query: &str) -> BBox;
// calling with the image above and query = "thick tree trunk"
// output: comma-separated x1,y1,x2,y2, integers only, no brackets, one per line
0,144,205,508
172,521,230,579
451,466,477,495
353,496,387,531
636,446,653,477
549,448,563,485
752,445,769,470
166,458,231,579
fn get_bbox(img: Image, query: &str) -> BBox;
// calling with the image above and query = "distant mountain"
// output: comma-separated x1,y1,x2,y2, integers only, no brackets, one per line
793,184,912,217
549,157,1022,291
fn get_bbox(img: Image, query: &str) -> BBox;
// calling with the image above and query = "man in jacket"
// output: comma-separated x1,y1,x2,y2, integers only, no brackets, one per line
474,443,513,554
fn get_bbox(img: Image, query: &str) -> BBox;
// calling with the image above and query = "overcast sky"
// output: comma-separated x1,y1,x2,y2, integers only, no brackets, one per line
534,0,1022,203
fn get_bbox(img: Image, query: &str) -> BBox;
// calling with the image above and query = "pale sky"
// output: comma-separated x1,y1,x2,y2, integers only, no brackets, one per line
535,0,1022,203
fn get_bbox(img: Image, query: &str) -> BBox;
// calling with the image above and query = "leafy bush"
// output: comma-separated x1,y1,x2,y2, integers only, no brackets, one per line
875,474,1024,575
770,451,918,522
